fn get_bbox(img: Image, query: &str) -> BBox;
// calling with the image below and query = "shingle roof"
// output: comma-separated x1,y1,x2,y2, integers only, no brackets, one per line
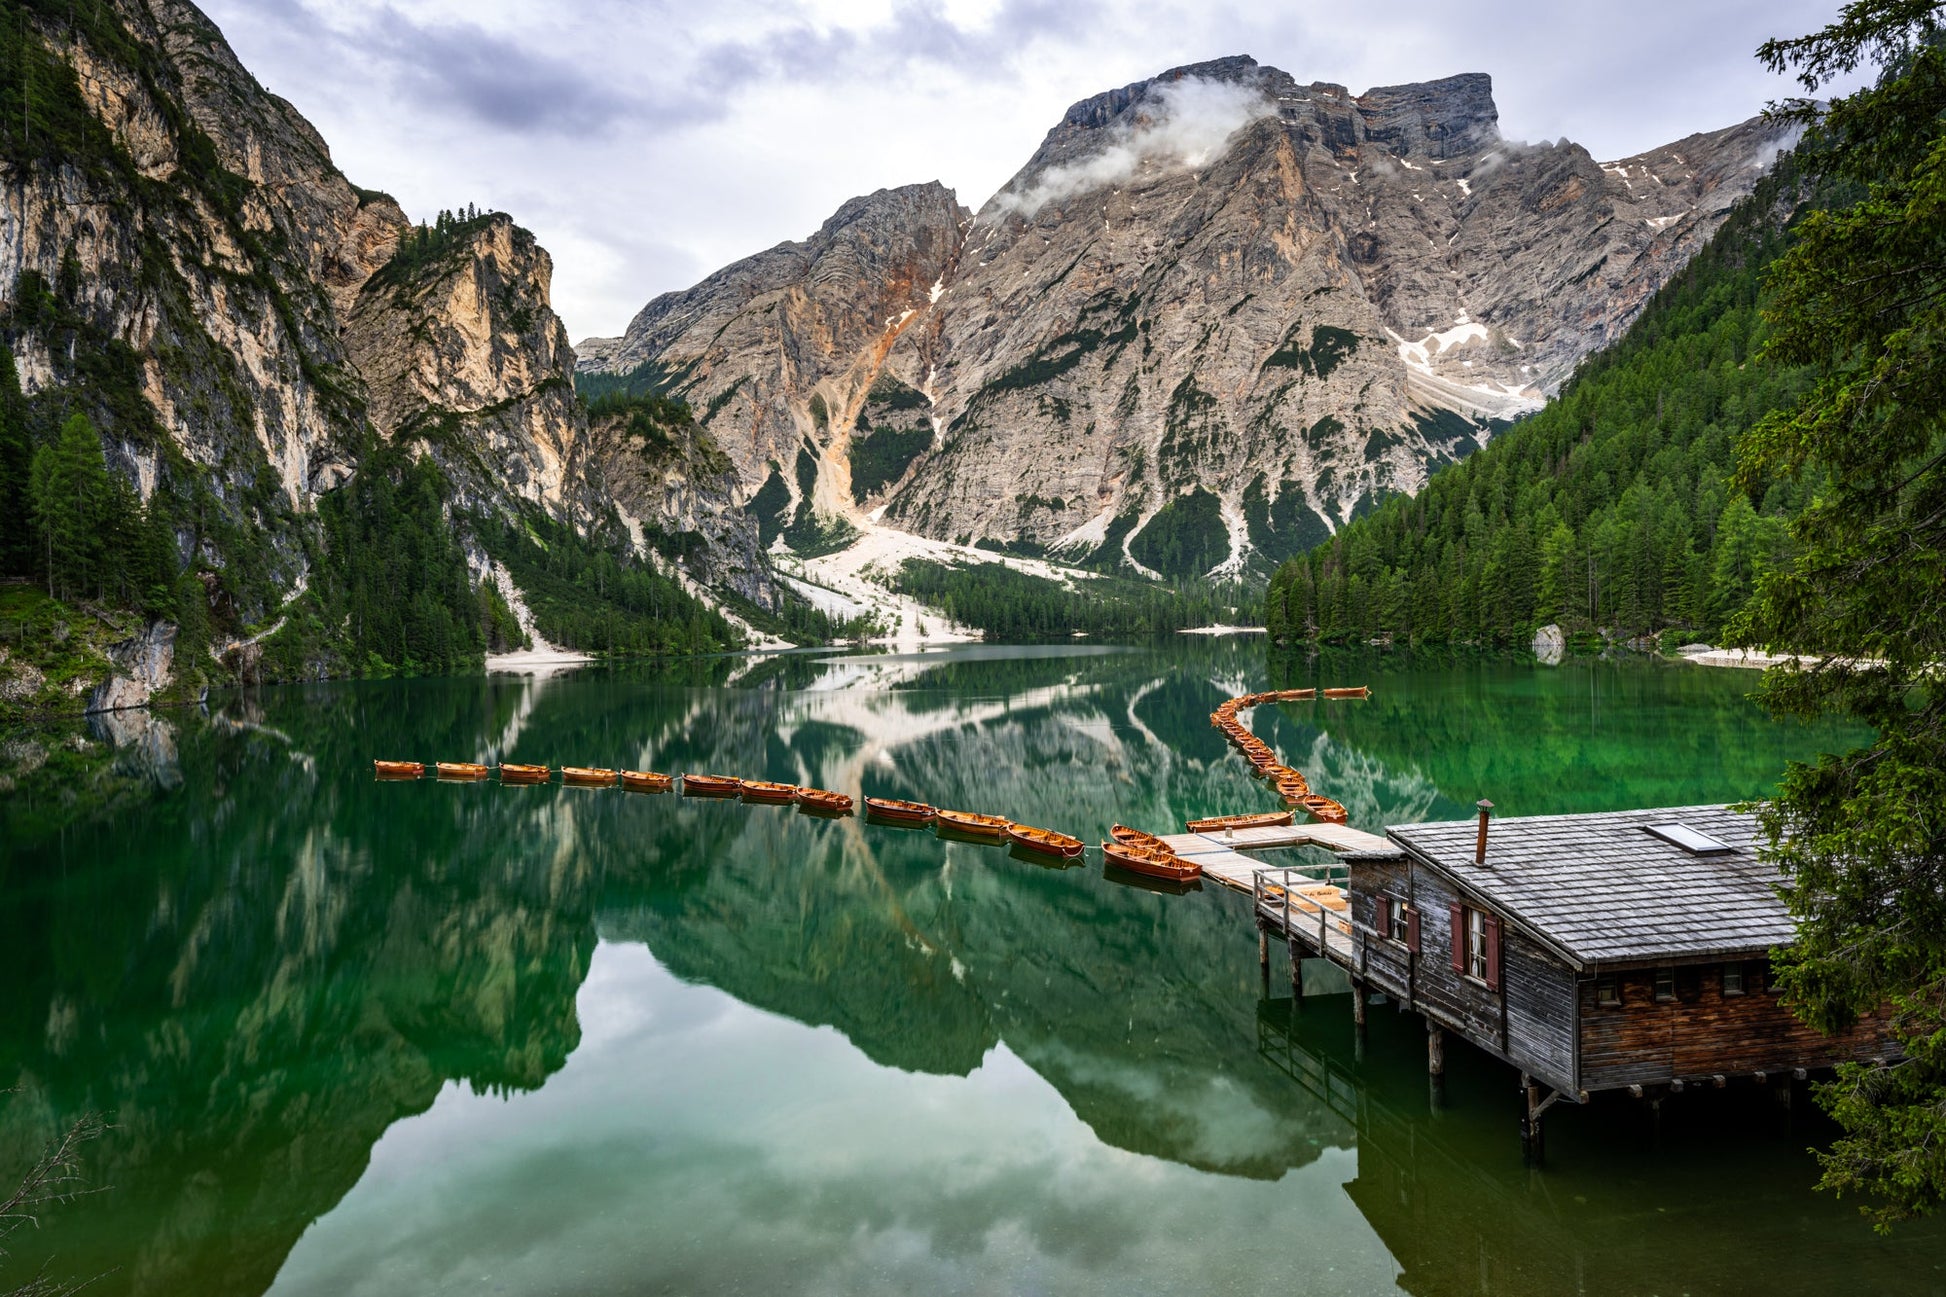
1385,804,1795,968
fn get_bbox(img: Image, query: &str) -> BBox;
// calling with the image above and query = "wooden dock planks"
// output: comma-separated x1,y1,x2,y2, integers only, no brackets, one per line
1159,823,1393,894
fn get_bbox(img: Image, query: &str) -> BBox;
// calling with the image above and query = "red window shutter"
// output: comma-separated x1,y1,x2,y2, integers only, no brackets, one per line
1405,906,1421,953
1484,915,1503,991
1375,895,1392,936
1449,903,1466,974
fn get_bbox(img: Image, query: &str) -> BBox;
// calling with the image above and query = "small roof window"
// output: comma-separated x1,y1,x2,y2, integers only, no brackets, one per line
1643,823,1736,855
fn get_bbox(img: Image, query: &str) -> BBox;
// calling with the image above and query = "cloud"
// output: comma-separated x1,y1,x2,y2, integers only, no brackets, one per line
377,15,644,134
201,0,1869,338
994,76,1277,217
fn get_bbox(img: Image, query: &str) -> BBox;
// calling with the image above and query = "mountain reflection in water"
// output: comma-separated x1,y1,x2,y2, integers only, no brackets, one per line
0,642,1932,1296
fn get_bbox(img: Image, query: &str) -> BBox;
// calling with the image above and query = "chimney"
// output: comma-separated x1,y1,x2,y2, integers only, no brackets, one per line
1475,799,1494,866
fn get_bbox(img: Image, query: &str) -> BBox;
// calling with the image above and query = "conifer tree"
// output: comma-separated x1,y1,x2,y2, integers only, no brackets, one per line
29,412,115,601
1735,0,1946,1226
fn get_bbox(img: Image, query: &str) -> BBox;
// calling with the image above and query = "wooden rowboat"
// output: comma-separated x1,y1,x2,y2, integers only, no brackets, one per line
1276,776,1312,802
682,773,742,797
796,788,854,815
1322,685,1370,699
1186,810,1295,833
741,780,799,804
621,770,673,792
1299,794,1349,824
937,809,1010,840
1007,823,1084,858
562,766,618,786
1109,824,1172,852
1102,840,1200,882
373,760,424,779
436,761,490,780
1278,688,1316,701
864,796,937,825
500,762,550,782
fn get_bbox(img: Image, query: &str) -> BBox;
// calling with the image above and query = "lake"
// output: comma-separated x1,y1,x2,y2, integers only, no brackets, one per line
2,641,1940,1295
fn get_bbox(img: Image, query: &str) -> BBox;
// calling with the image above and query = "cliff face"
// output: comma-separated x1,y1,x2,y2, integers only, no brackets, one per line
344,216,586,515
581,183,968,530
585,57,1790,577
3,0,400,603
0,0,771,710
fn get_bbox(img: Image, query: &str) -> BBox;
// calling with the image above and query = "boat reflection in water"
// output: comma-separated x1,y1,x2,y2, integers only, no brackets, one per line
0,642,1931,1296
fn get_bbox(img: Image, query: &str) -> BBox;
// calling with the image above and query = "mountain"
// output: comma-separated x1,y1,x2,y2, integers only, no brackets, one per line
581,57,1792,578
0,0,775,718
1262,158,1813,649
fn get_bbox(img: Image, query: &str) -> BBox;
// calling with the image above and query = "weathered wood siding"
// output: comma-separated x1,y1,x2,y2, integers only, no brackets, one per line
1348,860,1414,1000
1348,859,1577,1093
1503,929,1575,1090
1578,964,1893,1090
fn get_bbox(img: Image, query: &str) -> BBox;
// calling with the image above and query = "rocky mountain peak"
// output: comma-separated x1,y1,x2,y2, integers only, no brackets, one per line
1355,72,1501,159
582,55,1797,581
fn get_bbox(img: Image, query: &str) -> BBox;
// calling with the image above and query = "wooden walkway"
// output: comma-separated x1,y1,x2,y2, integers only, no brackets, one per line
1158,822,1394,964
1159,823,1392,894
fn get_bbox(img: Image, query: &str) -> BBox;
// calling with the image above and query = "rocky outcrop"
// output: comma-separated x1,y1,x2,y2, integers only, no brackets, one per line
1533,623,1566,665
86,619,178,712
342,216,777,608
344,215,586,515
584,57,1791,578
580,183,968,527
582,408,774,607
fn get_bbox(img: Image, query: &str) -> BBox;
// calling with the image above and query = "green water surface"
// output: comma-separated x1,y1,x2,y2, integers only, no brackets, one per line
1,641,1938,1296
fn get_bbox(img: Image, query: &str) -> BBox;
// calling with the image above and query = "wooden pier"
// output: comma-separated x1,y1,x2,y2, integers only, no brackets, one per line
1158,822,1392,892
1156,823,1387,967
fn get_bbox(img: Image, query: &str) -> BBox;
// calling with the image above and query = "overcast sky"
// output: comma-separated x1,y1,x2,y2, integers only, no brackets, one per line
202,0,1852,344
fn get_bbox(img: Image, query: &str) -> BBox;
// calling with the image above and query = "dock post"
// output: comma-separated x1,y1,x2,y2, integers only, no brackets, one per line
1427,1020,1445,1109
1772,1075,1795,1134
1521,1075,1546,1166
1289,935,1303,1004
1351,977,1368,1063
1258,924,1270,996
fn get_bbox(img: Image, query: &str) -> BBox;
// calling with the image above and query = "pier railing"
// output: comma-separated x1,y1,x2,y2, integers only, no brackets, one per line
1252,864,1375,971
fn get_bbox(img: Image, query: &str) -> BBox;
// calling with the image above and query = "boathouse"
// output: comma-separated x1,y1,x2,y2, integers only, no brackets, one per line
1257,803,1896,1156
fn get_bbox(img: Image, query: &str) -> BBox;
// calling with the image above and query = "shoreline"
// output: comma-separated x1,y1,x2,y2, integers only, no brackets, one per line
1178,625,1267,637
485,648,595,672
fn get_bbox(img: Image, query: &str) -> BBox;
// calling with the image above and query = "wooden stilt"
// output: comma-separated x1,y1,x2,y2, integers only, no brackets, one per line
1427,1019,1446,1109
1258,925,1269,995
1289,934,1303,1004
1521,1075,1545,1166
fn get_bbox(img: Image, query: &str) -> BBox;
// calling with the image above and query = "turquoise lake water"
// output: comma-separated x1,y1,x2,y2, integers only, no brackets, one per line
1,641,1939,1295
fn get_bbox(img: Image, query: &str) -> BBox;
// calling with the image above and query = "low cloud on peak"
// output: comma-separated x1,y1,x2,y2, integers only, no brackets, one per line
993,76,1278,218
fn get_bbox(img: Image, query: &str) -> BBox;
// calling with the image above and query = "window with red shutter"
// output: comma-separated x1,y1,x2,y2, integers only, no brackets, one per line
1449,902,1465,974
1405,906,1421,953
1375,895,1392,938
1483,914,1502,991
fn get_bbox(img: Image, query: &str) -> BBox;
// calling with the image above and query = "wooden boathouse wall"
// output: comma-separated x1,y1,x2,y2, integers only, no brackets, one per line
1348,855,1579,1095
1576,964,1888,1090
1260,803,1900,1157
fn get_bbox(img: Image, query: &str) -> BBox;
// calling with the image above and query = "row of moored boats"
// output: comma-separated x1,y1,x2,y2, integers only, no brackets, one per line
371,681,1368,886
369,762,1101,863
1206,686,1368,827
